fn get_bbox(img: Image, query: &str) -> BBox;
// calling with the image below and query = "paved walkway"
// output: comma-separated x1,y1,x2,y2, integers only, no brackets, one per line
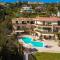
37,40,60,53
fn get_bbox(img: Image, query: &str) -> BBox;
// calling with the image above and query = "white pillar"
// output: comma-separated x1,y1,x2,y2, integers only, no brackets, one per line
35,21,37,25
52,25,54,32
24,51,28,60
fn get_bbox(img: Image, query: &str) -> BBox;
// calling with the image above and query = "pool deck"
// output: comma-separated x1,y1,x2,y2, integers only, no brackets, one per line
37,40,60,53
18,35,60,53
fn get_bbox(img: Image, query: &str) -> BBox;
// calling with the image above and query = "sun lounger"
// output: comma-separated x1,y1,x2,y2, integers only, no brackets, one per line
45,45,52,48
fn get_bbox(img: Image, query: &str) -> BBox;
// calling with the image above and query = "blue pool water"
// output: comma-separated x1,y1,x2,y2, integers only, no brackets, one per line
31,41,44,47
21,37,44,47
22,37,32,44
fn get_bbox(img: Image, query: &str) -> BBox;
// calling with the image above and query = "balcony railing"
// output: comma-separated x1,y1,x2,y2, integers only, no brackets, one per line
13,23,36,27
13,23,60,28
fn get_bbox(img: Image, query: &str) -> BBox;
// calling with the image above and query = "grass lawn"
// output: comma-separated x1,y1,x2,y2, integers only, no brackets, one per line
33,52,60,60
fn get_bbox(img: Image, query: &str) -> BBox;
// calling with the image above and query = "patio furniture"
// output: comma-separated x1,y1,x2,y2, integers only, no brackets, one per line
45,45,52,48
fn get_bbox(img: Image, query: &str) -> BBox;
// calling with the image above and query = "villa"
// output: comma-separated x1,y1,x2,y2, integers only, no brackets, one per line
28,2,44,4
12,16,60,40
20,5,35,13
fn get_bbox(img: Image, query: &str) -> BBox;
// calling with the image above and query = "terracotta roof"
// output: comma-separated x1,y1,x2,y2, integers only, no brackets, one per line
16,17,60,21
34,17,60,21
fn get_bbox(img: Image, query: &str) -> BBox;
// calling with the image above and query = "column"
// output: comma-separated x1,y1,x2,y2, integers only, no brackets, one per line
51,25,54,32
24,51,28,60
35,20,37,25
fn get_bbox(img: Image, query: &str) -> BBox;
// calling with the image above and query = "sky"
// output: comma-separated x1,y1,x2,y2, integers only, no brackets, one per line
0,0,60,3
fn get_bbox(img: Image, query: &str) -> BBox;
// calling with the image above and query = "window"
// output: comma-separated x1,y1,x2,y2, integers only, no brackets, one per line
43,27,51,32
22,21,26,24
16,32,19,36
43,21,45,25
30,21,34,24
47,22,51,25
16,21,18,24
17,26,20,30
27,21,30,23
58,21,60,25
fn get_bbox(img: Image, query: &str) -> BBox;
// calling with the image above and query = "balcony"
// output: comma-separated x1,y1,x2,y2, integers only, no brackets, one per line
13,23,36,27
36,24,52,28
55,26,60,28
13,23,60,29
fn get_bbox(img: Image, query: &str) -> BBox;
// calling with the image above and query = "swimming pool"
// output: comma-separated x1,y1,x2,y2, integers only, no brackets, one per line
21,37,44,47
22,37,32,44
31,41,44,47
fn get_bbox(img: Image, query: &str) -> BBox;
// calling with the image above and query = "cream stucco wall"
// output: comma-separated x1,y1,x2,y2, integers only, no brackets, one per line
35,21,43,25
